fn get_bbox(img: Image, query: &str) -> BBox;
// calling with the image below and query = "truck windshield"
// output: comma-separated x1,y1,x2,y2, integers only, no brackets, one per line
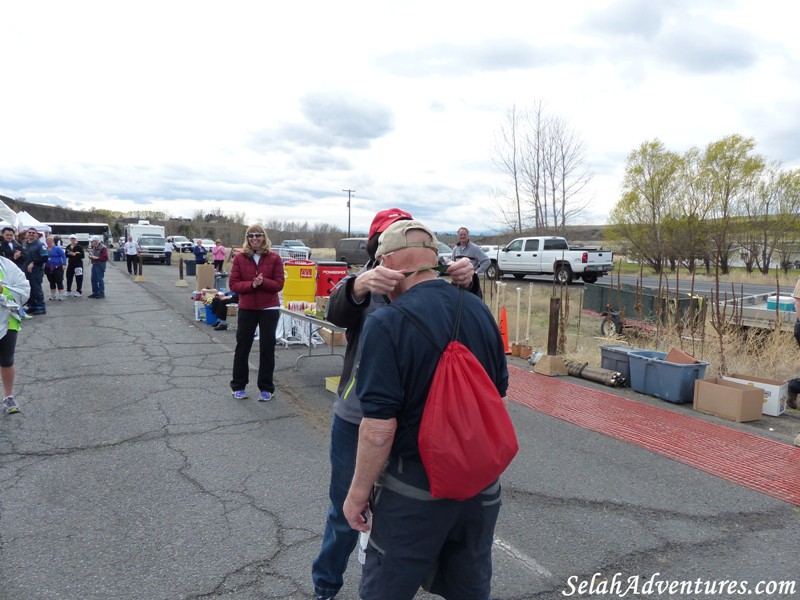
139,237,166,245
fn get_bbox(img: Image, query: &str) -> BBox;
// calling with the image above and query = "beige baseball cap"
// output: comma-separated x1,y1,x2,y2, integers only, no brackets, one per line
375,219,439,259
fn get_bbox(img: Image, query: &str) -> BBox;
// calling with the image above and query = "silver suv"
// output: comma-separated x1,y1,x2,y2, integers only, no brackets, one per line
170,235,193,253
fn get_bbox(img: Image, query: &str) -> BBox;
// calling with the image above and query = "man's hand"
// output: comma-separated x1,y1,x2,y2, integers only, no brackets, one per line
447,257,475,287
343,493,372,532
352,265,405,300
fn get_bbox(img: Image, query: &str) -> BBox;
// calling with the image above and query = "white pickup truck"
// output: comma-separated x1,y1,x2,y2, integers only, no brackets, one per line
489,236,614,284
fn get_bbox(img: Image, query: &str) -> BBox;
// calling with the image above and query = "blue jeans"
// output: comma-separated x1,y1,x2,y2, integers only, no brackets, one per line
91,264,105,296
27,266,45,310
312,415,360,597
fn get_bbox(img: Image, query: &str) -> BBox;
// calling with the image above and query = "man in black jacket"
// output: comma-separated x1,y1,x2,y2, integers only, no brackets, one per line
0,227,25,268
21,228,49,315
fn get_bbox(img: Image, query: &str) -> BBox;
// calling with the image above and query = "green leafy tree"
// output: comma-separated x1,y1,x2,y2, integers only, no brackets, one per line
700,134,764,274
610,140,682,273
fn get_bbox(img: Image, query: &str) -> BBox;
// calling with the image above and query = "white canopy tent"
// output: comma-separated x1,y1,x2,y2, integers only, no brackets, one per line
15,211,50,233
0,199,17,228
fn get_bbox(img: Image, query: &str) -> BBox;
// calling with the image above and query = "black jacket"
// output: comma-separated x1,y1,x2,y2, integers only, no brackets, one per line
0,239,25,268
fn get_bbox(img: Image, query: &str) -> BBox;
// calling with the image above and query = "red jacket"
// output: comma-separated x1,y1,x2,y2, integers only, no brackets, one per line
229,251,285,310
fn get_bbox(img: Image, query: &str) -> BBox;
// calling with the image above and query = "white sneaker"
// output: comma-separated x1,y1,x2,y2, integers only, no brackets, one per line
50,295,57,300
56,295,64,301
74,292,82,297
63,291,73,297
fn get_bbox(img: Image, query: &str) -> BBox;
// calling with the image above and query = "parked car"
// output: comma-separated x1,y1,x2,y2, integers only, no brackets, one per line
437,241,453,267
277,239,312,259
171,235,193,253
336,237,369,266
198,238,215,250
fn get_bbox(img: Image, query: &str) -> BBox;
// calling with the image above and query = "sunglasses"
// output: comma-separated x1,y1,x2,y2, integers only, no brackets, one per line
247,233,264,239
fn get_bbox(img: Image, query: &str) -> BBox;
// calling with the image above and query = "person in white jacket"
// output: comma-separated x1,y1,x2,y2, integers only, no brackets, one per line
0,255,31,414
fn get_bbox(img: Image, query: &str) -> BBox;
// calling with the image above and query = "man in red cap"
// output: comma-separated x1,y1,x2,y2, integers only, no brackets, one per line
311,208,476,600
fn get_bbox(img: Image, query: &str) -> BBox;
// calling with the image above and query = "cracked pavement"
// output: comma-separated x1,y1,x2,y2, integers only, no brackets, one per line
1,259,798,599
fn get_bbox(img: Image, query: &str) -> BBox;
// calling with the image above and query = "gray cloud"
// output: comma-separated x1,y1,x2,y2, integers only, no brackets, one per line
583,0,759,74
377,39,568,77
250,92,394,153
583,0,668,39
291,150,353,172
655,23,758,73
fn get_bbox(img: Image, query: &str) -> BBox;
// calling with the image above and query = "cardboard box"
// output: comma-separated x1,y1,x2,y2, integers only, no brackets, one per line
319,327,346,347
693,378,763,423
195,264,215,291
720,373,787,416
325,376,340,393
665,347,700,364
226,304,238,317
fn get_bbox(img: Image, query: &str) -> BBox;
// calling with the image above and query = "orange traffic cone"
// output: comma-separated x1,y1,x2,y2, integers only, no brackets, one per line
499,307,511,354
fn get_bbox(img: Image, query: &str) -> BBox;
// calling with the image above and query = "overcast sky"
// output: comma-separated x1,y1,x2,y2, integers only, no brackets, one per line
2,0,798,235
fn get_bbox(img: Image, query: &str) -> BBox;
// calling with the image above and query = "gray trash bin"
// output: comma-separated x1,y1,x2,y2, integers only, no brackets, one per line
214,272,229,291
185,260,196,277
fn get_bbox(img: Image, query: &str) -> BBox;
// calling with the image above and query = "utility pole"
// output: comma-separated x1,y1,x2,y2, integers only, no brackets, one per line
342,189,355,237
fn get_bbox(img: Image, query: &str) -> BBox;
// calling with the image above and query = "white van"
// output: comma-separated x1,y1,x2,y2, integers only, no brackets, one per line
335,238,370,266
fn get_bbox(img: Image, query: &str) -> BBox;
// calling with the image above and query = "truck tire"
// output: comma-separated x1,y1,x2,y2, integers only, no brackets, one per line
555,265,573,285
582,274,598,284
513,274,525,280
485,262,499,280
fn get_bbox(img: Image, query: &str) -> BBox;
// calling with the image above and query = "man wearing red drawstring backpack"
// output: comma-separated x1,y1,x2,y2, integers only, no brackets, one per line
343,219,510,600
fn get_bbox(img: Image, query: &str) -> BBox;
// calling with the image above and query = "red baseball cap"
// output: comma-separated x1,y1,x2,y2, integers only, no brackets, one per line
368,208,413,240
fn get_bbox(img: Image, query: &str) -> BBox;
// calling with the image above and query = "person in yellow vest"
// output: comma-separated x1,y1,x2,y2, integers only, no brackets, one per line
0,254,31,414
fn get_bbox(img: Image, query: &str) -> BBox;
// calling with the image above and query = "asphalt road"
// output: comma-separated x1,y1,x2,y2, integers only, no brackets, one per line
499,272,785,299
1,259,798,600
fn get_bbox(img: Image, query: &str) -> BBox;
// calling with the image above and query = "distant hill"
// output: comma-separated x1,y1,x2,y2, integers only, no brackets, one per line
0,194,111,224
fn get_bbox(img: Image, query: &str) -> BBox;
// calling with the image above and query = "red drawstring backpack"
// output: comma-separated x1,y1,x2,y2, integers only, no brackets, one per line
394,291,518,500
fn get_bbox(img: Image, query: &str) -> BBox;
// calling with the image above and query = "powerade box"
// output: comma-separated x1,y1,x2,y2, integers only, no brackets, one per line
628,350,709,404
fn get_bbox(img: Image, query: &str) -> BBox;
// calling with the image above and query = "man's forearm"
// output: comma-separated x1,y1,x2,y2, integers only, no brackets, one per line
348,417,397,502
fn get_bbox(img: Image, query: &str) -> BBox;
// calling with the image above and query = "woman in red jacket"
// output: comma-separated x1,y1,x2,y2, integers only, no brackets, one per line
228,224,285,401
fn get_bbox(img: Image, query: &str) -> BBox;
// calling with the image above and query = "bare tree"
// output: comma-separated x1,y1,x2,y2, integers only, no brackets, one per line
493,101,592,234
491,105,526,234
546,117,592,230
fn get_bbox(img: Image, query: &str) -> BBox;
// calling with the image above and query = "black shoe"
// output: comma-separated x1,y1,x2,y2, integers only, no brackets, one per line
28,309,46,315
87,294,97,298
214,323,228,330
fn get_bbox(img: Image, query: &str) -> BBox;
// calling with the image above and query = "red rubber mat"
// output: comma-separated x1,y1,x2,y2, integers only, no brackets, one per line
507,366,800,506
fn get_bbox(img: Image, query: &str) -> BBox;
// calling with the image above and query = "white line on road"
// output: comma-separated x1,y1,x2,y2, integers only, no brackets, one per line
493,537,552,578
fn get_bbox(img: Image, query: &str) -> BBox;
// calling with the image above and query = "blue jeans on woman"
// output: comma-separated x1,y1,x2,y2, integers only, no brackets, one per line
312,415,360,598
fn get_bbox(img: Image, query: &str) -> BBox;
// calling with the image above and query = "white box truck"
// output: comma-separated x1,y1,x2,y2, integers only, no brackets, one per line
124,220,167,263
